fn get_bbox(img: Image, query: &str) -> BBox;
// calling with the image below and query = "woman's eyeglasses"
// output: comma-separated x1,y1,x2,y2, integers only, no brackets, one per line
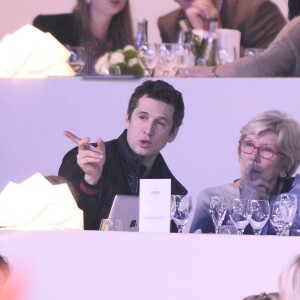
239,140,284,160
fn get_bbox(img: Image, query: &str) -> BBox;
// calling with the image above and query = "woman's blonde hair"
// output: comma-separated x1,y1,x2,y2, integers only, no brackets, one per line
239,110,300,178
279,254,300,300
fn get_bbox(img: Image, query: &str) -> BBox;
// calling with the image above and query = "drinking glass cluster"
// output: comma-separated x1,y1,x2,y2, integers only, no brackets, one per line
137,43,194,77
209,194,298,235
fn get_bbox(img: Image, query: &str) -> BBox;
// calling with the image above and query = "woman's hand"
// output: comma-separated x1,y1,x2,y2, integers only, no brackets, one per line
240,164,270,201
184,0,221,29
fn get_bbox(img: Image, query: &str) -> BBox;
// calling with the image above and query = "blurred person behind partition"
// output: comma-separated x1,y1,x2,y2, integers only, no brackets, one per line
158,0,286,53
33,0,134,75
183,0,300,77
0,255,10,288
279,254,300,300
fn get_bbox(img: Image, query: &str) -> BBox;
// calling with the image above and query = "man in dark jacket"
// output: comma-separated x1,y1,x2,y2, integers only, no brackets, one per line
158,0,286,52
59,80,187,231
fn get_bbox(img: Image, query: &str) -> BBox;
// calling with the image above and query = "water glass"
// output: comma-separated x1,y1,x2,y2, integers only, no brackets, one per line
172,194,193,233
138,43,157,77
229,198,253,234
280,193,298,235
99,218,114,231
250,200,270,235
67,46,86,74
209,196,227,234
175,43,194,76
270,200,285,235
156,43,178,77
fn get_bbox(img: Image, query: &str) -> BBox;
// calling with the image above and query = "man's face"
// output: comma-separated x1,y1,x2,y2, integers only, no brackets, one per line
125,96,178,167
175,0,218,9
175,0,195,9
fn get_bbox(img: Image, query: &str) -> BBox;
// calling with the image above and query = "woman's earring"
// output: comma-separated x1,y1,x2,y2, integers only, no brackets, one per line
280,172,287,179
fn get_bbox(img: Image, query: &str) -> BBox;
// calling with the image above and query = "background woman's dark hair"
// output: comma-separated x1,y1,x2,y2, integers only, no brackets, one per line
288,0,300,20
127,80,184,132
73,0,134,56
0,255,10,281
45,175,79,203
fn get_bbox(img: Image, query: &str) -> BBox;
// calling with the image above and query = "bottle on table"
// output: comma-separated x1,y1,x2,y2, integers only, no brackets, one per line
193,17,221,66
135,17,148,49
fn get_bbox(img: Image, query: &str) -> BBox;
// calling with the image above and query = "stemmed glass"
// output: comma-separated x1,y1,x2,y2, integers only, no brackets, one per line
172,194,193,233
66,46,86,74
270,194,297,236
175,43,194,76
138,43,157,77
229,198,253,234
250,200,270,235
270,200,285,235
156,43,178,77
280,193,297,235
209,196,227,234
170,195,177,220
99,218,114,231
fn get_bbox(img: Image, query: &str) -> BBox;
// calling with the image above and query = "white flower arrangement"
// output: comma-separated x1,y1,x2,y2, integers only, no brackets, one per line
95,45,144,76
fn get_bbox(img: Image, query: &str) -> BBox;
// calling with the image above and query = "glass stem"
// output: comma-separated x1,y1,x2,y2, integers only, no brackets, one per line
177,225,184,233
254,229,262,235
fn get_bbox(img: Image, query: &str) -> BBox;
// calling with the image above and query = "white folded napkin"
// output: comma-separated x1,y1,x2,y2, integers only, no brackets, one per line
0,173,83,230
0,24,75,78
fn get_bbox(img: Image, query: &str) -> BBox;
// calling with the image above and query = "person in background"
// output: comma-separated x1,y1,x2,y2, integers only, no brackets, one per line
183,0,300,77
279,254,300,300
243,254,300,300
45,175,79,203
0,255,10,288
33,0,134,74
59,80,188,231
190,110,300,234
158,0,286,52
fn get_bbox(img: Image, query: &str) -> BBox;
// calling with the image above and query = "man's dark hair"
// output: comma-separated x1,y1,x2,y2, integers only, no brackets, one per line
127,80,184,132
288,0,300,20
0,255,10,281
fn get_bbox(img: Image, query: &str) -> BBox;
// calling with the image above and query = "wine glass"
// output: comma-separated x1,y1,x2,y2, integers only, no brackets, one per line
219,225,238,234
156,43,178,77
229,198,253,234
250,200,270,235
138,44,157,77
280,193,298,236
99,218,114,231
175,43,194,76
67,46,86,74
170,195,177,219
172,194,193,233
209,196,227,234
270,200,285,236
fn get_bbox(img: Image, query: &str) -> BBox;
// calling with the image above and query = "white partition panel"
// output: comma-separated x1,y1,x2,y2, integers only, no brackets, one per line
0,231,299,300
1,78,300,218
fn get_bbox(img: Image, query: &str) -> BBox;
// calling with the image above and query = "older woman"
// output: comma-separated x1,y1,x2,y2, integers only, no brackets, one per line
33,0,134,74
190,110,300,234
